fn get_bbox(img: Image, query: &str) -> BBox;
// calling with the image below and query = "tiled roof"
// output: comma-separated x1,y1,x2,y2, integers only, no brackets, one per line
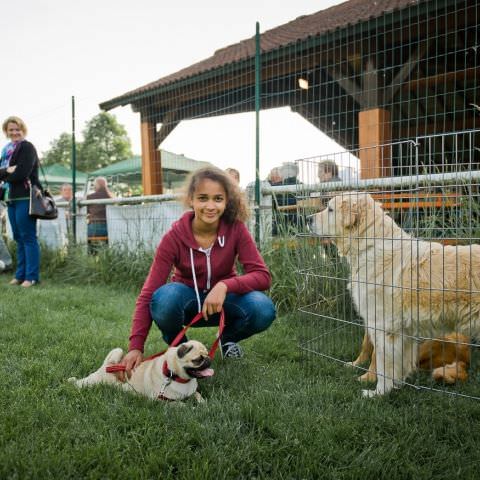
100,0,420,110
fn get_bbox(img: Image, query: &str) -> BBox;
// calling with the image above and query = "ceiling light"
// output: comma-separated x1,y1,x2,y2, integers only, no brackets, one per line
298,78,309,90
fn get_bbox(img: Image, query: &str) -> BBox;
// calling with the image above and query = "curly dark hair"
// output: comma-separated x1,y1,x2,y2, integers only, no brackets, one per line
183,166,249,223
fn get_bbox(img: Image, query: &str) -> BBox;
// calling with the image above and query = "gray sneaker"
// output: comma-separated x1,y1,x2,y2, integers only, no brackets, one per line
222,342,244,359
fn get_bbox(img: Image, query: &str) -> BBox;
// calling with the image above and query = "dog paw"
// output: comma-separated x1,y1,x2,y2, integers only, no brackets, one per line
362,389,380,398
194,392,206,404
362,387,389,398
67,377,78,384
358,371,377,383
345,361,356,368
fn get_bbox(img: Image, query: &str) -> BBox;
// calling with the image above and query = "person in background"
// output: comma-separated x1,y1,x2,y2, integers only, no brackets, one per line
318,159,341,183
59,183,73,202
225,167,240,184
267,167,282,186
0,116,41,287
118,166,276,378
267,163,299,235
316,160,342,257
0,201,13,272
278,162,299,186
56,183,74,233
86,177,113,240
267,167,284,236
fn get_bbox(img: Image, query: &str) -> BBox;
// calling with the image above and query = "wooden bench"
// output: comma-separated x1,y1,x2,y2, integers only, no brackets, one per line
87,235,108,255
370,192,460,210
276,204,300,212
295,192,461,212
88,236,108,243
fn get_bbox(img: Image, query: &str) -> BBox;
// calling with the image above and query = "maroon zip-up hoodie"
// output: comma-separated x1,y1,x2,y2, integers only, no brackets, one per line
129,211,271,352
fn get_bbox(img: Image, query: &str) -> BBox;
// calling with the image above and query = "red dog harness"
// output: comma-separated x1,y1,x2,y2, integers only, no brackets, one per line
105,310,225,379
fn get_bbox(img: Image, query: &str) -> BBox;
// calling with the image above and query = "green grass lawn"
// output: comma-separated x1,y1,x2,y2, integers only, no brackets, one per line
1,277,480,479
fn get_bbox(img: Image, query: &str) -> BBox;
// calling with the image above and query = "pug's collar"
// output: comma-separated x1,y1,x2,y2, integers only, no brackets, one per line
162,361,191,384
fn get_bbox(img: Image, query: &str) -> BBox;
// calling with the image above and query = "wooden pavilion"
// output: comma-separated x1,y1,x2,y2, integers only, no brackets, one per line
100,0,479,194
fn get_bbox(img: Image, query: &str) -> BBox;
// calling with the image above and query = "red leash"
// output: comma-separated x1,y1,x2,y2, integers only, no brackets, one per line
106,309,225,374
168,309,225,360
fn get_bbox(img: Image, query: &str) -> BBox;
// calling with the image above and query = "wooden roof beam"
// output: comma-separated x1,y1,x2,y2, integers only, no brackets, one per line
156,111,180,147
327,67,363,107
384,40,431,103
403,66,480,90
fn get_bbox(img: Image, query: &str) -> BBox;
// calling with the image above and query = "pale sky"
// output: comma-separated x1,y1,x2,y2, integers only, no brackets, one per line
2,0,351,186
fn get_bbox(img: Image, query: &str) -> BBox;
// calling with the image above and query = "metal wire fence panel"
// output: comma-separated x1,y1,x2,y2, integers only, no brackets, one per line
296,130,480,400
95,0,478,195
4,0,477,403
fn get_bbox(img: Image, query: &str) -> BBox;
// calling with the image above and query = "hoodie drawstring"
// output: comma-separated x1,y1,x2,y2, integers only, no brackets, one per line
189,236,226,314
189,248,202,313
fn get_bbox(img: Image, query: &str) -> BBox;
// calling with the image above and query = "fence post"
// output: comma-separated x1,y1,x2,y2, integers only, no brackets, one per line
255,21,261,245
71,95,77,244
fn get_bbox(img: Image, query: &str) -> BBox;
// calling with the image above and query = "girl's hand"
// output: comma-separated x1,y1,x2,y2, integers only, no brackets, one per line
202,282,227,320
6,166,16,174
118,349,143,382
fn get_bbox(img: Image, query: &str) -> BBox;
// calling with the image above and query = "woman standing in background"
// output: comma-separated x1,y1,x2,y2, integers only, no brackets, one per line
0,116,40,287
86,176,113,239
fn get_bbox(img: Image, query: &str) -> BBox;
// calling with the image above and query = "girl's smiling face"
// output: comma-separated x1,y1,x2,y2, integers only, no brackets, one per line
190,179,227,230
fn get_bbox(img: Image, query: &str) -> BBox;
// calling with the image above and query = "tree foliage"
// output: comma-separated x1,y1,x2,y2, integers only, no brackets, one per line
80,112,132,172
41,112,133,173
42,133,78,167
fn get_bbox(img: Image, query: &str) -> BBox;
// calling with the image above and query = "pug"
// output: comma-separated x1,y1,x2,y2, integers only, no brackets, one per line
68,340,214,403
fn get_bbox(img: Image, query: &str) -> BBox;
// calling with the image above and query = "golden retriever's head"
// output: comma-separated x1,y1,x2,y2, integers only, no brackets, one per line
309,192,377,239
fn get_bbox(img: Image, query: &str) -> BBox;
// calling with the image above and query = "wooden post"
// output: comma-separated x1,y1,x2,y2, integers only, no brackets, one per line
358,108,392,179
140,119,163,195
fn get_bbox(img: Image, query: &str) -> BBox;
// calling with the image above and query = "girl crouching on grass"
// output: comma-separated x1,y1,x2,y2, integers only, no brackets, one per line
121,166,276,376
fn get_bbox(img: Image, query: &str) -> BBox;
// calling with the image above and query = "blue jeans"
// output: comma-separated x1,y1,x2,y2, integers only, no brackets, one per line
8,199,40,282
88,222,108,237
150,282,276,345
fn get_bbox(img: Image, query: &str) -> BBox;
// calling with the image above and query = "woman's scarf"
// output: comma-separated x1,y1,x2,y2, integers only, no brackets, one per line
0,141,18,169
0,141,20,199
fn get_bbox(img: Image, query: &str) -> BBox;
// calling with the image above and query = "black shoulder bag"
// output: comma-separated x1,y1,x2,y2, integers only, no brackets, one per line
29,159,58,220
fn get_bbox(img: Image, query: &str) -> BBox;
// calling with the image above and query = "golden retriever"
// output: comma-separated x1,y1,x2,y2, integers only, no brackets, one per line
310,192,479,397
